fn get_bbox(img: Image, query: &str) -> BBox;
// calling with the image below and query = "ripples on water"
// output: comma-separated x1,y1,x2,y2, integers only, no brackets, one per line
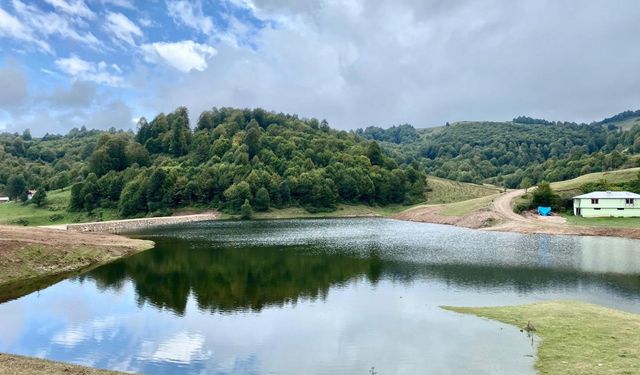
0,218,639,374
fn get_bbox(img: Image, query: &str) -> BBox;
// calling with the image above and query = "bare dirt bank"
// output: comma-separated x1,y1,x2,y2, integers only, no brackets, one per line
0,353,126,375
0,225,154,300
395,190,640,240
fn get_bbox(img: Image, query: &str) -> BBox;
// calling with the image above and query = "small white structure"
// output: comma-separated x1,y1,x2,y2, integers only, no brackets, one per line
0,196,9,203
573,191,640,217
27,189,37,200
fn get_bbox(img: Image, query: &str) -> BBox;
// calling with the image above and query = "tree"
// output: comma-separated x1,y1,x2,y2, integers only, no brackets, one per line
531,182,560,209
69,183,84,210
240,199,252,220
6,175,26,200
245,120,262,159
520,177,532,193
22,129,32,141
254,187,270,211
367,141,384,166
31,188,47,207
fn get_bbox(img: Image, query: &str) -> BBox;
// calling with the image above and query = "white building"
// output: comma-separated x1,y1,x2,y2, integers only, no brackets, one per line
573,191,640,217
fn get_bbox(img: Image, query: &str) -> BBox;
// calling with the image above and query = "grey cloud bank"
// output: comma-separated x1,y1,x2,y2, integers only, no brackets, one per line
2,0,640,133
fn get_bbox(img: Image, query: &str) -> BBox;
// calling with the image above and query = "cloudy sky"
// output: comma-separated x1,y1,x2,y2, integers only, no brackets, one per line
0,0,639,134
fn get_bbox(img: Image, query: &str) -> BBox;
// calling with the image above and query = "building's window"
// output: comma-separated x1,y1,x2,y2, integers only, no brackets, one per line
591,199,599,204
594,208,601,210
617,208,624,211
625,198,635,204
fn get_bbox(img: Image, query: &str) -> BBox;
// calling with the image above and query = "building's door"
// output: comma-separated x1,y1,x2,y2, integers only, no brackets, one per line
576,208,581,216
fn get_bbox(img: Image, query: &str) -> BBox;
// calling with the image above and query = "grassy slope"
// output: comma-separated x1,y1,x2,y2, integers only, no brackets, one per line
439,194,499,216
425,176,501,204
0,353,125,375
443,301,640,375
550,167,640,192
0,189,117,227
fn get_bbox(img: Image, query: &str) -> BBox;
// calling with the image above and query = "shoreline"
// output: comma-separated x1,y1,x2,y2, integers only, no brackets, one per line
394,189,640,241
0,225,154,301
0,353,125,375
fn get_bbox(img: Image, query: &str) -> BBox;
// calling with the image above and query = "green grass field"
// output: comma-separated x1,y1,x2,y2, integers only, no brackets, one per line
443,301,640,375
244,203,414,220
551,167,640,192
439,194,499,216
0,189,118,226
560,213,640,228
426,176,501,204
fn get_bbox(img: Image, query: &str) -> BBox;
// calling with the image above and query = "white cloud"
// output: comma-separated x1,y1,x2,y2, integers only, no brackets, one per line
105,11,142,46
0,7,51,52
0,61,29,110
9,0,100,49
141,40,216,72
43,0,95,19
100,0,135,9
144,0,640,129
55,55,124,86
166,0,214,35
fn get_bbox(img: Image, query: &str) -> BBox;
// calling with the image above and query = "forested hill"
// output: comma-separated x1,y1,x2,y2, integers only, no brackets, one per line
358,111,640,188
0,108,426,217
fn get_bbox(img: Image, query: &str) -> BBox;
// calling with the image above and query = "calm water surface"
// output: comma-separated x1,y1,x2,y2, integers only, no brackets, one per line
1,218,640,374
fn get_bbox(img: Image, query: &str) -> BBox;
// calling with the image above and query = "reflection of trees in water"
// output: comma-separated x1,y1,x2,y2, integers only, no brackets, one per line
82,238,384,315
81,238,640,316
385,262,640,297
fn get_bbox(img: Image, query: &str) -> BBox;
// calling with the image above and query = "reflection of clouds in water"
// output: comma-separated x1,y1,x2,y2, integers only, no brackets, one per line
52,315,122,348
138,331,211,364
0,302,25,346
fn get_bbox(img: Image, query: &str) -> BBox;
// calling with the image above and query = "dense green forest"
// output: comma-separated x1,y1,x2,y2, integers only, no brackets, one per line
1,107,639,220
358,113,640,188
0,107,426,218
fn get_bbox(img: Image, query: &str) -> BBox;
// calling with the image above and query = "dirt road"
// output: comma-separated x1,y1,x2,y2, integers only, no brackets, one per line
395,189,640,240
493,189,528,222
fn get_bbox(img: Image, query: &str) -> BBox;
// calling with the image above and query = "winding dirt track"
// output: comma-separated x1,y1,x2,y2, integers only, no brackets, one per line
396,189,640,240
493,189,528,222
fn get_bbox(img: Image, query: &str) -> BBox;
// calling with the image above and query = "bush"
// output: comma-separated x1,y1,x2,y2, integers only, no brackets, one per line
11,218,29,226
49,214,64,222
531,182,561,210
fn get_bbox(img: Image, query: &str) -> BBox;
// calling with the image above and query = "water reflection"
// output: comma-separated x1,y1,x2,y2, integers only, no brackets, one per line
75,219,640,316
0,218,639,374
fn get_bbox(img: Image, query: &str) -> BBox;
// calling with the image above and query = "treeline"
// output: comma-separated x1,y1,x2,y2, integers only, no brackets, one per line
0,107,427,217
364,113,640,188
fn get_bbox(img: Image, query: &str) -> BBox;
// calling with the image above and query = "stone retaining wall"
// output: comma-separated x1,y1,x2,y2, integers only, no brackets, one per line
65,213,217,234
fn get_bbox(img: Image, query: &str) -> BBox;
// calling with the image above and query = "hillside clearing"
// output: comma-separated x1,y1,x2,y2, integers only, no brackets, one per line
443,301,640,375
425,176,501,204
0,189,118,227
551,167,640,192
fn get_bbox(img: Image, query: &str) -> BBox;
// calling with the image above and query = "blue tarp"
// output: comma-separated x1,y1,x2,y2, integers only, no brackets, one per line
538,206,552,216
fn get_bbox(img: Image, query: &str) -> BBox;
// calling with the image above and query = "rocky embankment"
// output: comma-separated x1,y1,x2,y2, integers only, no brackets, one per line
61,213,218,234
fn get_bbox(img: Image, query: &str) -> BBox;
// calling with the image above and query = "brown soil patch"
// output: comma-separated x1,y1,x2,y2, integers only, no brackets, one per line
0,353,126,375
0,225,154,287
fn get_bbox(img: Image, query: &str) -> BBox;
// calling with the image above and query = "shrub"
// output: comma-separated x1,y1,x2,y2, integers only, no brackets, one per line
49,214,64,222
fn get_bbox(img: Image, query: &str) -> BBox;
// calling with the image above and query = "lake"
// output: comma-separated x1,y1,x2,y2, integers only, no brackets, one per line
1,218,639,374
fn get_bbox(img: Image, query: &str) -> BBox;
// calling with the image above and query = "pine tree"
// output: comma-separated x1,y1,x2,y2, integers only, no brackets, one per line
240,199,252,220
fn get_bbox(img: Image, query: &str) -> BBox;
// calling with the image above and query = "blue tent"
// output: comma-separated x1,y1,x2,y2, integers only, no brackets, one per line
537,206,552,216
